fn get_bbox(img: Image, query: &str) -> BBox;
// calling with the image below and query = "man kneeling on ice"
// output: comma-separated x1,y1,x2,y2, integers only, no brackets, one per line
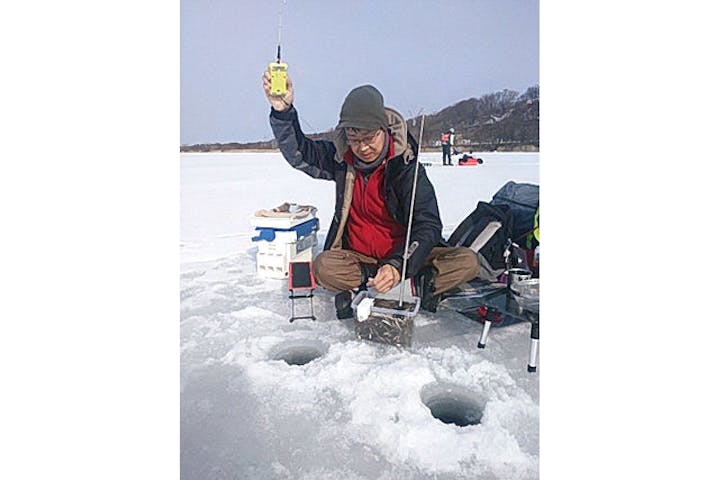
262,71,480,317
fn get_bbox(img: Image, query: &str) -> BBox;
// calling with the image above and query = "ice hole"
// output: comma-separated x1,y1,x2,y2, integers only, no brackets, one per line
276,347,321,365
270,340,327,366
420,382,484,427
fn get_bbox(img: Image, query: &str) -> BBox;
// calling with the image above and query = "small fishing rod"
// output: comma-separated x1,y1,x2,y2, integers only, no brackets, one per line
269,0,289,96
398,114,426,308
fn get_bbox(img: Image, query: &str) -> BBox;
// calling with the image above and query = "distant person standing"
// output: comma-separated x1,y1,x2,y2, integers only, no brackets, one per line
440,128,455,165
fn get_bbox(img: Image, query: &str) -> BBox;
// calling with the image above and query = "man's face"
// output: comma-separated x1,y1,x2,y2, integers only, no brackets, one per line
345,128,385,163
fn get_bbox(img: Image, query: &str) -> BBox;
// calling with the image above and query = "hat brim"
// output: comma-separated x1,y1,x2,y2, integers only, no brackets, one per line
336,119,382,131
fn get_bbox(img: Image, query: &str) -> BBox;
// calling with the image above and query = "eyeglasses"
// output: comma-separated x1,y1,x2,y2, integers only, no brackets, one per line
346,129,382,148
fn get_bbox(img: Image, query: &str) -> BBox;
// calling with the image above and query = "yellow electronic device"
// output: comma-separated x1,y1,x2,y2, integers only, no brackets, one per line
269,62,288,96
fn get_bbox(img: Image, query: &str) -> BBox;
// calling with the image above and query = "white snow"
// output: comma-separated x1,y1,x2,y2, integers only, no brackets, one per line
181,151,539,479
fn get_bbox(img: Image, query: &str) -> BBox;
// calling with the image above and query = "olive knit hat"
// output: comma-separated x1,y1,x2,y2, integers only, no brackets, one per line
336,85,389,131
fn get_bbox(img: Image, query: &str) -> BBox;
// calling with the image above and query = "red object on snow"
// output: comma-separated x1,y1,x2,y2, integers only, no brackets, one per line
458,155,483,166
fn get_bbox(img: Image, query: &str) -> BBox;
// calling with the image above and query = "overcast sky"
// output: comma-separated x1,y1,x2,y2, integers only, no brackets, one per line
180,0,539,145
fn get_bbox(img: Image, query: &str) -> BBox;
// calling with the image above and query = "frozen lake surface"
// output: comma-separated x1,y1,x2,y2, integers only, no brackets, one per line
180,151,540,479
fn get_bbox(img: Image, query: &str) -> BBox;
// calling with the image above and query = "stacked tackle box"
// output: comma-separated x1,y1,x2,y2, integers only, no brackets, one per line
251,212,319,279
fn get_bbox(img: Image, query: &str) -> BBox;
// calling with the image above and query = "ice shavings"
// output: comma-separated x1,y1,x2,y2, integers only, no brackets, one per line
223,337,537,477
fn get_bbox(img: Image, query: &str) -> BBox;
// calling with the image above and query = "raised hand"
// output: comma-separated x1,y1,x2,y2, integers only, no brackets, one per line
262,70,294,112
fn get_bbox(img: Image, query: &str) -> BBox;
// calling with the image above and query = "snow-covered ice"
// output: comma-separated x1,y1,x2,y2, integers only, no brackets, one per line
181,151,540,479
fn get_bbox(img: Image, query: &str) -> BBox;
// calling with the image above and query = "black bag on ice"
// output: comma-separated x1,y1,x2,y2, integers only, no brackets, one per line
490,181,539,248
447,201,513,281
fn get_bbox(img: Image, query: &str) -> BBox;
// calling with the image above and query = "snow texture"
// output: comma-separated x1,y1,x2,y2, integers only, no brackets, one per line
181,151,539,479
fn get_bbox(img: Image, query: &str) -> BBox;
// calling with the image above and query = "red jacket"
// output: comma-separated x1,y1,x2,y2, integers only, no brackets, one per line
344,139,405,259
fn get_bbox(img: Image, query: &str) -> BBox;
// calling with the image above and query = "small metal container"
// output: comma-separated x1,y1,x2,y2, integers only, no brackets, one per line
510,278,540,312
507,268,532,287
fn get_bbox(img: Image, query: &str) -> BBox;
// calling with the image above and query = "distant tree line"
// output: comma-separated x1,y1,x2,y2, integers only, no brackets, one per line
407,85,539,151
180,85,539,153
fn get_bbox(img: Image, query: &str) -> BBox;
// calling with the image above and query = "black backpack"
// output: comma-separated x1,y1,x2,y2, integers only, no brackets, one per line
490,181,539,248
447,201,513,281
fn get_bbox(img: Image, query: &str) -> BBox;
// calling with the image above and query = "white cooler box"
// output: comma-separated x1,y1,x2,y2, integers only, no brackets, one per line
251,207,319,279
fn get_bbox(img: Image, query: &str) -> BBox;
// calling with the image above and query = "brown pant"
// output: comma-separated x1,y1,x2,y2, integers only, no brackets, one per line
312,247,480,295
